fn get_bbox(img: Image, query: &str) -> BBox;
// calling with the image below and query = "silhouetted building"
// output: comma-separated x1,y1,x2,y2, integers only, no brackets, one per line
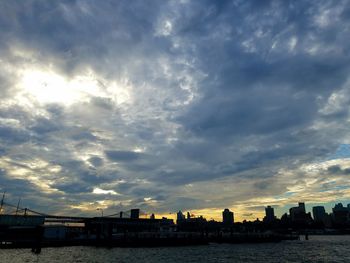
264,206,275,223
289,202,305,220
176,211,185,224
312,206,326,223
0,215,45,226
130,209,140,219
332,203,349,226
222,208,234,225
85,217,174,238
176,215,207,232
289,202,312,225
280,213,290,226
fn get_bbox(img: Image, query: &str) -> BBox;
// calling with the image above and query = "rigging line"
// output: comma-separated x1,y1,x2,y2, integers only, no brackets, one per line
15,198,21,215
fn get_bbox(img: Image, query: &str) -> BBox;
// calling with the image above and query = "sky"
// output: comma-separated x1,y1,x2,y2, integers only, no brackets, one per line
1,0,350,221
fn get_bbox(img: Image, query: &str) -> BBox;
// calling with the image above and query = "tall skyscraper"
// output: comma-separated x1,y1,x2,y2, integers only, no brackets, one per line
289,202,312,224
312,206,326,223
290,202,306,221
264,206,275,223
298,202,306,213
222,208,234,225
177,210,185,224
130,209,140,219
332,203,349,225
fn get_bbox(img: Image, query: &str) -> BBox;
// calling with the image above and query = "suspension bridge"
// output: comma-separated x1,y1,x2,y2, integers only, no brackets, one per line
0,193,151,224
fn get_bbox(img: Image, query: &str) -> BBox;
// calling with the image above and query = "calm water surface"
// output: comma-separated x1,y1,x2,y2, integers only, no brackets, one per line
1,235,350,263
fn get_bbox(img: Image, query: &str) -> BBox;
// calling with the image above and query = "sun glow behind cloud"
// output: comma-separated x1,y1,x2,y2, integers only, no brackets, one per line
17,68,132,107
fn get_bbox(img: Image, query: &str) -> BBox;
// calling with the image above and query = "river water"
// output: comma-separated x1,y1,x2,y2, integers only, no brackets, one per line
0,235,349,263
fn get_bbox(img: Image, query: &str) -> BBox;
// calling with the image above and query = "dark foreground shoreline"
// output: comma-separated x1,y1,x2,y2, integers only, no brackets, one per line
0,232,299,250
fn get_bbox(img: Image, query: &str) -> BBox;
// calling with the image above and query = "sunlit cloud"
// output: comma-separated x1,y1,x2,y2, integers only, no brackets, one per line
92,188,119,195
16,67,133,108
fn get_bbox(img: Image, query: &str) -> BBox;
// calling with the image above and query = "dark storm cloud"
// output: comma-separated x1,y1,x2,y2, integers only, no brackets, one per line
55,159,112,183
1,0,350,216
170,197,207,211
105,150,142,162
0,169,43,201
115,181,137,192
70,130,98,141
89,97,114,110
88,156,104,167
177,1,350,141
327,165,350,175
166,0,350,187
52,181,92,194
0,125,31,145
0,0,166,80
30,117,62,134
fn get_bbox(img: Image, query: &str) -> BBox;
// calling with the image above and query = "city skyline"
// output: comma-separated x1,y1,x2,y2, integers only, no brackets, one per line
1,192,349,223
0,1,350,222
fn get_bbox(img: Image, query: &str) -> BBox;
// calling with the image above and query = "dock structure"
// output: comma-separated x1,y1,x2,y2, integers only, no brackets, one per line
0,212,299,249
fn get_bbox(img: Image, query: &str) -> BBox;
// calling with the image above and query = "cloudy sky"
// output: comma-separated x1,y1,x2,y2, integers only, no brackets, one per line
1,0,350,221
